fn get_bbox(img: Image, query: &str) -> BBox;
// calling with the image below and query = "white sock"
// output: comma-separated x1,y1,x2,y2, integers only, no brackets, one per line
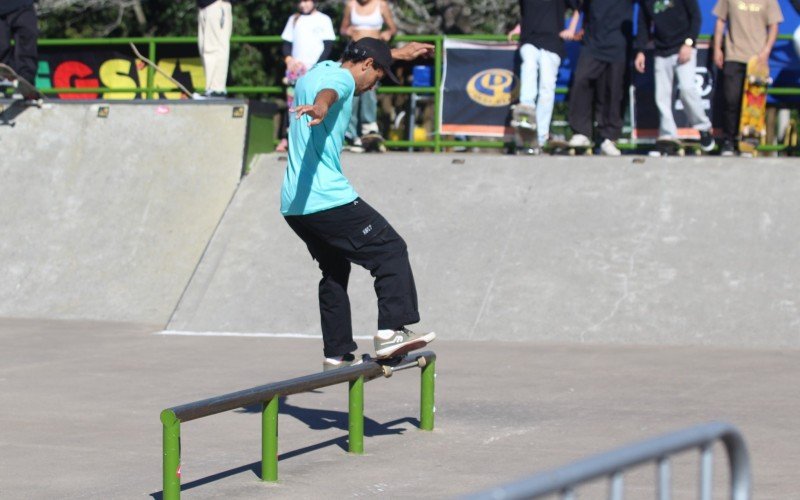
376,329,396,339
325,355,344,364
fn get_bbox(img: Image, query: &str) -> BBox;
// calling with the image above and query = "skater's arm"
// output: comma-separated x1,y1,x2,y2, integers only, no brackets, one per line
633,5,651,55
686,0,702,48
560,10,581,40
507,23,521,42
320,41,334,61
379,0,398,41
390,42,435,61
758,23,779,65
340,1,353,37
713,17,726,69
294,89,339,126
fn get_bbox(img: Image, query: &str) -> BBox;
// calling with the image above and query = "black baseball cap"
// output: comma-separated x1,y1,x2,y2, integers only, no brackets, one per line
346,37,400,84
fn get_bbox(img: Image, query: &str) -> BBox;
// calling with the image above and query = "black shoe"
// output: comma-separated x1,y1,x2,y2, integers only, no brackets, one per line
699,131,715,152
720,140,735,157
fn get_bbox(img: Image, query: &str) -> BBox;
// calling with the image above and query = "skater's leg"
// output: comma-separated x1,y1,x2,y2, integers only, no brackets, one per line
654,54,678,138
675,49,711,132
537,49,561,144
284,216,358,358
519,43,540,107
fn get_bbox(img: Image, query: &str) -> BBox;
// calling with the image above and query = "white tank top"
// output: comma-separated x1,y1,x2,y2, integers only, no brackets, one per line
350,1,383,31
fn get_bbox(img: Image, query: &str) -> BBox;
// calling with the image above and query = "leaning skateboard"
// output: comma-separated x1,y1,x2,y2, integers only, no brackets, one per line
360,132,387,153
0,63,43,105
738,56,771,157
653,138,703,156
544,139,593,156
510,103,538,155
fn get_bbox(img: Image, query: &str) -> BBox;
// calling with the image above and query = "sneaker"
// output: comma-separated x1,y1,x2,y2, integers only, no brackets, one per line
347,136,365,153
720,140,735,157
599,138,622,156
374,327,436,359
699,130,715,152
323,353,364,371
204,90,227,99
568,133,591,147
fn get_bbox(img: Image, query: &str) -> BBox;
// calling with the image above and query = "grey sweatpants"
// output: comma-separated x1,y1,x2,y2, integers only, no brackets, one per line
654,49,711,138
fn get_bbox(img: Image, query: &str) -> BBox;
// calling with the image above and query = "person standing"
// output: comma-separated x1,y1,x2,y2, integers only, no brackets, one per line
713,0,783,155
281,38,435,370
0,0,38,84
339,0,397,152
197,0,233,98
507,0,581,151
634,0,715,151
276,0,336,152
566,0,635,155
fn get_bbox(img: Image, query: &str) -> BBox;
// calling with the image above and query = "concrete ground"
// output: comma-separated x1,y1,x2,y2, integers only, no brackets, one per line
1,318,798,499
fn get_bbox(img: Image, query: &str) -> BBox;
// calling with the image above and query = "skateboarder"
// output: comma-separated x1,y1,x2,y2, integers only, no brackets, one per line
566,0,635,156
634,0,715,152
281,38,436,371
712,0,783,155
507,0,580,151
0,0,38,86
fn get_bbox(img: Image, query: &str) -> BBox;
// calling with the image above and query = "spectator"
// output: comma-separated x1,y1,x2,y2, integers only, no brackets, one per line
507,0,580,151
340,0,397,152
566,0,635,155
276,0,336,152
197,0,233,98
0,0,38,84
634,0,714,151
713,0,783,155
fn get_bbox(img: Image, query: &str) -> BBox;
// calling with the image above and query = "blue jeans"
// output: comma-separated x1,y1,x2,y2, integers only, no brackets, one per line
519,43,561,144
347,88,378,138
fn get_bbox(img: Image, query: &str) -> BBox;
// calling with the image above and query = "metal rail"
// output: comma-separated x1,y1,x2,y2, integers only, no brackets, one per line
464,421,750,500
160,351,436,499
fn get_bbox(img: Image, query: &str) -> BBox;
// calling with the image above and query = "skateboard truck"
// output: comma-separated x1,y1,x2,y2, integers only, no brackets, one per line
363,353,427,378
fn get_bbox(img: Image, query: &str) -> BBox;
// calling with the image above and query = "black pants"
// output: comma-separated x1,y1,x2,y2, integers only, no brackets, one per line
568,51,626,141
0,5,38,83
721,61,747,143
285,198,420,357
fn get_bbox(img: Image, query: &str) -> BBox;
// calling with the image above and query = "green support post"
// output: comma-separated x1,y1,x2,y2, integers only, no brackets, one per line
433,36,443,153
262,396,279,482
160,410,181,500
349,376,364,454
147,40,156,100
420,358,435,430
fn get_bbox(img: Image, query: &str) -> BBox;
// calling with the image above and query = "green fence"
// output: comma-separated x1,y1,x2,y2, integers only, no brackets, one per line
36,34,799,153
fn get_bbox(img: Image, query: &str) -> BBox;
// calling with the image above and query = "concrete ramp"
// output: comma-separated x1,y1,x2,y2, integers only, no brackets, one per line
168,153,800,348
0,101,246,323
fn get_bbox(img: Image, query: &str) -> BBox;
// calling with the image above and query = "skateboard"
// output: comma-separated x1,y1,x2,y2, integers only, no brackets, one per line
544,139,593,155
129,42,193,99
510,103,538,155
652,138,703,156
0,63,43,104
360,132,387,153
738,56,771,156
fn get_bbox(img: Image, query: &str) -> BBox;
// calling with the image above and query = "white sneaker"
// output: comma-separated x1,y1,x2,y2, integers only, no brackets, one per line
374,327,436,359
568,134,591,147
599,138,621,156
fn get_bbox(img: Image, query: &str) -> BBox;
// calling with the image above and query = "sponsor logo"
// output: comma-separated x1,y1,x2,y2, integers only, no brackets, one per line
362,224,372,235
380,336,405,346
466,69,518,107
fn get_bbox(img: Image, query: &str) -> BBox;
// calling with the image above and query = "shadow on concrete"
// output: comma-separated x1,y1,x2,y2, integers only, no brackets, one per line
149,396,419,498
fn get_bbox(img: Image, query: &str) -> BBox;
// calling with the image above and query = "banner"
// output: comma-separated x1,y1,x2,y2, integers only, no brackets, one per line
35,44,204,99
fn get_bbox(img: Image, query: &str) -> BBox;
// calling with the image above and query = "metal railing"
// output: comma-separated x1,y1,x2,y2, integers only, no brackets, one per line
159,351,435,500
464,421,750,500
34,34,799,153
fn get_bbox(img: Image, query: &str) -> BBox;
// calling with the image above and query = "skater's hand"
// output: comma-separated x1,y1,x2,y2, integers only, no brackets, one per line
634,52,646,73
677,44,693,64
714,47,724,69
559,28,576,40
507,24,521,42
757,50,770,69
293,103,329,126
391,42,435,61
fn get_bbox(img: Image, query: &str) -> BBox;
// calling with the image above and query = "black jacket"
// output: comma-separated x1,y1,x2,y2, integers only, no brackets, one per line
635,0,702,57
0,0,35,16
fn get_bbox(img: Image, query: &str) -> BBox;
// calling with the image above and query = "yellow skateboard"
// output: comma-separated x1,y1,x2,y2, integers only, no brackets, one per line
738,56,771,156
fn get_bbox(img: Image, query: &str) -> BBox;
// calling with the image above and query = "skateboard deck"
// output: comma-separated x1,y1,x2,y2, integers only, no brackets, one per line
738,56,770,156
510,103,538,154
544,139,593,156
360,132,387,153
0,63,43,103
653,138,703,156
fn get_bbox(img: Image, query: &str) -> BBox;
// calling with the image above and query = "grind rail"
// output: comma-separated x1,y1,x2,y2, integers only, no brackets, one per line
159,351,436,499
464,421,750,500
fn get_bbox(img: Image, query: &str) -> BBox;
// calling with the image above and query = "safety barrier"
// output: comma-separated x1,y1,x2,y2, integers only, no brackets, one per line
159,351,436,500
464,421,750,500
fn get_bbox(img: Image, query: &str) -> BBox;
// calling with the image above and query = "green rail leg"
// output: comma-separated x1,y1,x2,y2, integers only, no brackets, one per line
420,358,436,430
349,376,364,454
161,410,181,500
262,396,279,482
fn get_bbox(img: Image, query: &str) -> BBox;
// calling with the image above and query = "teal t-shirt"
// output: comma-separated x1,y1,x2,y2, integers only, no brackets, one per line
280,61,359,216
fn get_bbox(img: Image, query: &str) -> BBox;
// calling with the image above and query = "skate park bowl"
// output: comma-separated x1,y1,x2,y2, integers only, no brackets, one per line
1,100,798,498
